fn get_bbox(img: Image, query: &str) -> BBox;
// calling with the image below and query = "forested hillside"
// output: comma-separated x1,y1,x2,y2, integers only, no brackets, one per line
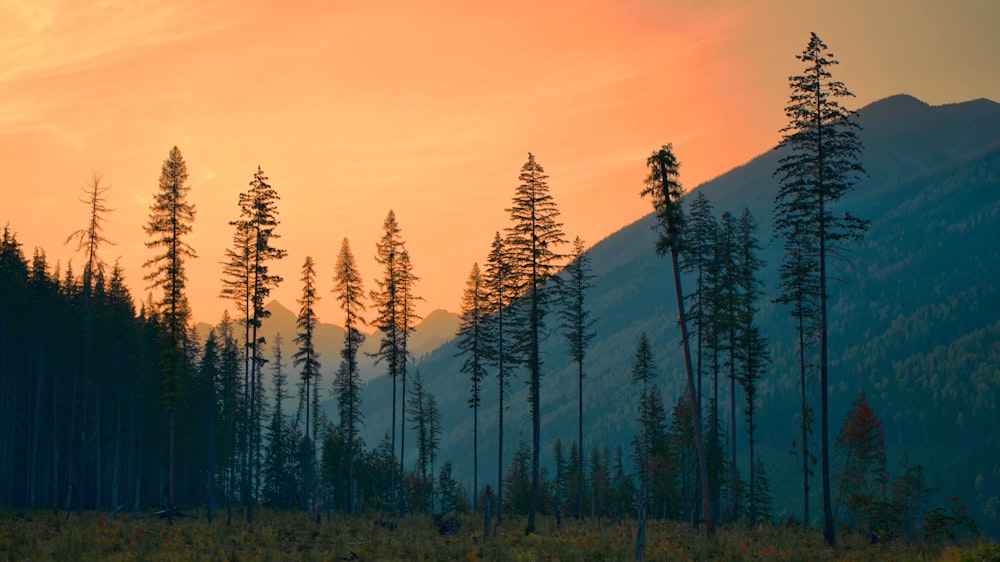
353,94,1000,534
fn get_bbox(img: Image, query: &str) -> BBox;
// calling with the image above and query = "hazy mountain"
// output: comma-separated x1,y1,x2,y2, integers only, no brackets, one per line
347,94,1000,533
196,301,460,388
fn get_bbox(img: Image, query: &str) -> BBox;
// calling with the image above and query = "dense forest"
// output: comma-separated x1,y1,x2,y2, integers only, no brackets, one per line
1,33,997,549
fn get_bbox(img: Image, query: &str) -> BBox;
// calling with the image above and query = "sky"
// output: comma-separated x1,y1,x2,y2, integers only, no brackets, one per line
2,0,999,326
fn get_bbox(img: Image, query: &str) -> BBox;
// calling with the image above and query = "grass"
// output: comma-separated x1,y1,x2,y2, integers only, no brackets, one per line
1,508,996,561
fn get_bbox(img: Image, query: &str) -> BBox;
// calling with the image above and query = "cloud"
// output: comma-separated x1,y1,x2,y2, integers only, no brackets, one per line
0,0,247,83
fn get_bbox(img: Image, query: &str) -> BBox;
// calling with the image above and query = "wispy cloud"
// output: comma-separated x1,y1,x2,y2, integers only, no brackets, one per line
0,0,246,83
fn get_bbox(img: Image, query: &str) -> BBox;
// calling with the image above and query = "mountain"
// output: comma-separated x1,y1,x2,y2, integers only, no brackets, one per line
196,302,460,388
347,94,1000,534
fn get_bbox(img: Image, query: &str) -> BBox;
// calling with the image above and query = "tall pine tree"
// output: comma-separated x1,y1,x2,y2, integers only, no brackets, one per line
143,146,196,523
773,32,867,546
332,238,365,515
504,152,565,533
558,236,596,519
483,231,519,521
293,256,322,512
734,208,768,527
640,144,712,536
456,263,488,512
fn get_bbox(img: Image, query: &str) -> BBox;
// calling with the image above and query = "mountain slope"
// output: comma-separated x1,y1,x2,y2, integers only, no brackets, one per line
351,94,1000,534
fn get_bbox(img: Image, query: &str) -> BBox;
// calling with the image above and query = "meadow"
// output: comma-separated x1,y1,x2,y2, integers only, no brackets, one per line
2,509,998,561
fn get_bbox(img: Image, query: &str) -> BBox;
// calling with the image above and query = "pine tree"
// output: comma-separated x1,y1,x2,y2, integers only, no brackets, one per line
216,312,242,524
332,238,365,514
503,441,532,515
681,191,715,416
263,334,289,507
456,262,488,512
774,32,868,546
226,166,286,523
198,329,220,522
752,458,773,524
717,211,741,524
630,333,657,494
552,439,568,516
143,146,197,523
483,231,520,521
775,214,819,528
640,144,712,536
669,389,698,520
293,256,322,511
734,208,768,527
681,191,718,524
408,370,440,512
395,246,421,516
66,171,115,512
558,236,596,518
504,152,566,533
370,210,406,511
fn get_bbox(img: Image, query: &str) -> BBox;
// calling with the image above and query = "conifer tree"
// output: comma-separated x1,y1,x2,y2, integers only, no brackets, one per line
224,166,286,523
293,256,321,510
395,246,420,516
370,210,420,514
681,191,715,413
143,146,197,523
734,208,768,527
640,144,712,536
456,262,488,512
775,215,819,527
198,329,220,522
483,231,520,521
774,32,868,546
66,171,115,512
263,334,289,507
504,152,566,533
408,370,441,506
558,236,596,518
718,210,741,523
630,333,657,491
332,238,365,514
216,311,242,524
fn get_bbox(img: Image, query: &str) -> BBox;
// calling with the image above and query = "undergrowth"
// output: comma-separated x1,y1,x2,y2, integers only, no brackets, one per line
1,509,995,561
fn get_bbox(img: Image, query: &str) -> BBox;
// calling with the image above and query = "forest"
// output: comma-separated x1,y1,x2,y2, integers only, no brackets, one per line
1,32,998,559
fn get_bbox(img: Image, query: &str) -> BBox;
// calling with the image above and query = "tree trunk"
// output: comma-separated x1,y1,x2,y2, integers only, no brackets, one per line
96,377,103,511
51,367,59,512
527,282,540,534
576,356,583,519
799,314,810,528
29,345,43,508
670,248,713,537
112,402,121,513
819,194,835,546
65,365,79,518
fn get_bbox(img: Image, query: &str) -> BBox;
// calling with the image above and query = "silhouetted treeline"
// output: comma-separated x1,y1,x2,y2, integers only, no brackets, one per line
0,228,198,512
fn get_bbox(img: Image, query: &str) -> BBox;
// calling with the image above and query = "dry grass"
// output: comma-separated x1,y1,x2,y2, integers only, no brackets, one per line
1,509,995,561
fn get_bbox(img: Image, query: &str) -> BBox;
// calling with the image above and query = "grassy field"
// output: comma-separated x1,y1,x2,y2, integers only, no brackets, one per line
2,509,997,561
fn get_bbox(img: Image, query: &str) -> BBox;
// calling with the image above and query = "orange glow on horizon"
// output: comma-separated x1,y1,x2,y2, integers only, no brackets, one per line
2,0,998,327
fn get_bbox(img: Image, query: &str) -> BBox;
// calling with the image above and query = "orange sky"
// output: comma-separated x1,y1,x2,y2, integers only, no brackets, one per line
3,0,998,326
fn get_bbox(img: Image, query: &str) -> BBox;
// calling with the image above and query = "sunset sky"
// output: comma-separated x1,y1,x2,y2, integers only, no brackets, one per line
3,0,998,326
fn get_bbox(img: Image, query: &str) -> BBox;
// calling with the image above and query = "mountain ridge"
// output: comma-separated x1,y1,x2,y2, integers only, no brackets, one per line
346,93,1000,534
195,300,459,387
